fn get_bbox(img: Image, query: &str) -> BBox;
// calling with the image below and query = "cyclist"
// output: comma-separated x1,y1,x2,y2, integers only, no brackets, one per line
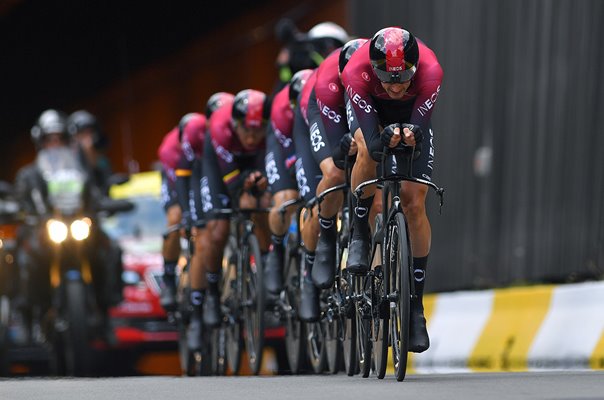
264,69,313,294
157,126,184,311
307,38,368,291
198,89,270,327
180,93,234,349
67,110,113,195
341,27,443,353
289,68,326,322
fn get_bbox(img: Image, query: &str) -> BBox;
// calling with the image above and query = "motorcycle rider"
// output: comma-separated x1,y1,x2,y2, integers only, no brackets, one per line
67,110,113,195
14,109,122,343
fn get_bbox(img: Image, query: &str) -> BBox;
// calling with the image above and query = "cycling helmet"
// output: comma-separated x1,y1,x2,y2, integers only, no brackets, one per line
31,109,69,145
205,92,234,119
308,22,349,47
308,22,349,60
369,27,419,83
338,38,368,75
231,89,269,129
178,113,200,142
288,69,313,109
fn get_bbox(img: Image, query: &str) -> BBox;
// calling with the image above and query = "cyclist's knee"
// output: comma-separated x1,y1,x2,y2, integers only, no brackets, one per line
402,197,427,222
239,192,256,209
323,161,344,185
207,219,230,248
166,204,181,225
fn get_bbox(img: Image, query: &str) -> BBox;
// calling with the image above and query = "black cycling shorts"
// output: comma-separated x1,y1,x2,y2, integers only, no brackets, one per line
189,158,205,226
307,89,347,165
292,106,322,203
265,124,298,195
346,96,435,181
160,168,179,212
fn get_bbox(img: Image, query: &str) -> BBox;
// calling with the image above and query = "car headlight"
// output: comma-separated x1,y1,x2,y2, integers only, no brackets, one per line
47,219,68,244
70,219,91,241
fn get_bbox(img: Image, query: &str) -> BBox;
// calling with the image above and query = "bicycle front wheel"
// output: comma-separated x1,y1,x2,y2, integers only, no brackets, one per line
242,233,265,375
389,212,412,381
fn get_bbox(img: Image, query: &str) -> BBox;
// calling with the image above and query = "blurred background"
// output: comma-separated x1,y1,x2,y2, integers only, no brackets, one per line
1,0,602,292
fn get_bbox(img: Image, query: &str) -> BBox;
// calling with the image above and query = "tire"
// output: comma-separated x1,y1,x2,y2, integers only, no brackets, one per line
63,280,91,376
242,233,265,375
354,276,372,378
372,214,389,379
212,326,227,375
325,208,348,374
324,317,342,374
284,244,305,374
225,315,243,375
390,213,411,381
342,271,358,376
306,321,327,374
176,270,195,376
222,236,242,375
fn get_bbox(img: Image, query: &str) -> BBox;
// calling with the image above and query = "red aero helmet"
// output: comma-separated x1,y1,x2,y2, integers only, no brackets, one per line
231,89,268,129
205,92,234,119
369,27,419,83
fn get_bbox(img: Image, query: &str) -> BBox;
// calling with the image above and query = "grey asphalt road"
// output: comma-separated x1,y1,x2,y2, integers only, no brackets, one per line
1,371,603,400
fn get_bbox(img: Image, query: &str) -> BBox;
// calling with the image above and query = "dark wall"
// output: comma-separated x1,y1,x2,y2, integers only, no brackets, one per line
3,0,348,180
350,0,604,291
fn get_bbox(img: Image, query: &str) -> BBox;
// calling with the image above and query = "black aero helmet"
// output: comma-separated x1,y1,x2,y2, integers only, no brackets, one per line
338,38,368,75
231,89,270,129
288,69,313,109
205,92,234,119
31,109,69,145
369,27,419,83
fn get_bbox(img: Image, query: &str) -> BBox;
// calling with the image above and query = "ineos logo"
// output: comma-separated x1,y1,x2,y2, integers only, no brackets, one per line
362,72,370,82
328,82,339,93
310,122,326,152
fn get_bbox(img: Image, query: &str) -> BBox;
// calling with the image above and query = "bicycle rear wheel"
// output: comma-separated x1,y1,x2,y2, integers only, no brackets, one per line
243,233,265,375
390,213,412,381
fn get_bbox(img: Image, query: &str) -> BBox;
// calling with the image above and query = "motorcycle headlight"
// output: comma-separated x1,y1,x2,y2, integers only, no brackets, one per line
47,219,68,244
70,219,91,241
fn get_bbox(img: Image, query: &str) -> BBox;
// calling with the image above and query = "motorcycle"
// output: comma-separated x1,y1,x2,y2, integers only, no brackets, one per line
18,147,131,376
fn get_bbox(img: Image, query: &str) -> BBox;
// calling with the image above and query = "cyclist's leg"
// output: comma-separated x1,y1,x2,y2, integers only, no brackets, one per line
400,124,435,353
188,160,208,335
197,136,231,328
293,110,322,321
160,168,181,310
347,124,377,272
308,93,346,287
265,126,299,293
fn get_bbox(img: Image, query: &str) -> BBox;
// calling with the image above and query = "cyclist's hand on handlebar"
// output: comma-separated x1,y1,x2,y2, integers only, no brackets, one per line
243,171,268,194
380,123,402,148
402,126,416,146
340,133,358,156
